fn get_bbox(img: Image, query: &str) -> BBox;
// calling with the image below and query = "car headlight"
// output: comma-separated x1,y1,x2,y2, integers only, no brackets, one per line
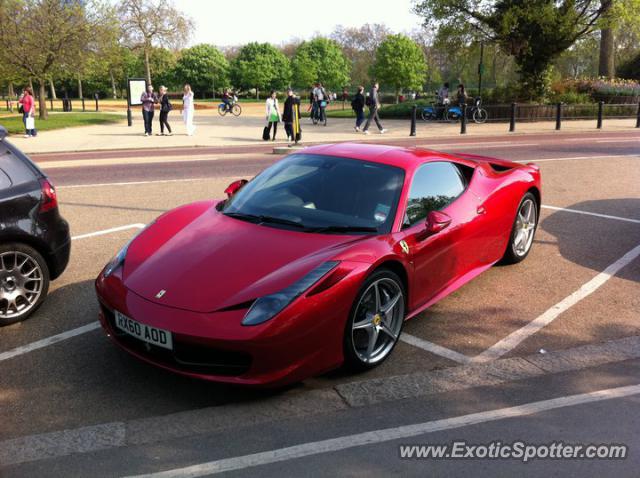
242,261,340,326
103,223,153,278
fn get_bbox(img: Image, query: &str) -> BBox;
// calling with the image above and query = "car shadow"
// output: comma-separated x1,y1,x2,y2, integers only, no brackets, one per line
539,198,640,282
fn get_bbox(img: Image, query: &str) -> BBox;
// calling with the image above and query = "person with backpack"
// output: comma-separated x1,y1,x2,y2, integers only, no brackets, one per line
312,82,328,124
362,81,385,135
158,86,172,136
264,90,281,141
351,86,366,132
283,87,301,147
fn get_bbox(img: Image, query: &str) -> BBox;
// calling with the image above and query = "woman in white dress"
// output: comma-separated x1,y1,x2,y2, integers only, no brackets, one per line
182,84,196,136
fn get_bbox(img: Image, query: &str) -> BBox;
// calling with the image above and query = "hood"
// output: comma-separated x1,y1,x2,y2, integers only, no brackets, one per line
123,206,360,312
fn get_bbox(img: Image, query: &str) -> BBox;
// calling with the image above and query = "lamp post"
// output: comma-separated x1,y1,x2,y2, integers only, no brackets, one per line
477,40,485,99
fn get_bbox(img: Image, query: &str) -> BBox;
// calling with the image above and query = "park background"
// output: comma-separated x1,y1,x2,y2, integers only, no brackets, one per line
0,0,639,134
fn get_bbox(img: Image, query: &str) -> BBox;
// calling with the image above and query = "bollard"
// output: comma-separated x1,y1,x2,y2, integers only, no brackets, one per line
509,102,516,132
95,96,99,112
410,105,417,136
127,108,132,127
460,104,467,134
636,101,640,128
597,101,603,129
555,102,562,130
81,97,85,112
49,98,53,111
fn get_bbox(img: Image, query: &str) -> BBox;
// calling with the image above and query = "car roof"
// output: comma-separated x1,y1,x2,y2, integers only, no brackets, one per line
301,143,478,173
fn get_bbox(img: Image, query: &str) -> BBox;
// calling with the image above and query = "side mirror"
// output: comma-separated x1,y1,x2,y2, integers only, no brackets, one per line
224,179,248,199
426,211,451,234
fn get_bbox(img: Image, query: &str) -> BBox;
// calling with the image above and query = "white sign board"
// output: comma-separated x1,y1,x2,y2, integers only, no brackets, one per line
128,79,147,106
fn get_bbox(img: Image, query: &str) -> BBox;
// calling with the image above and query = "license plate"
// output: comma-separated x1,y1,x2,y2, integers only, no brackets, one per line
114,310,173,350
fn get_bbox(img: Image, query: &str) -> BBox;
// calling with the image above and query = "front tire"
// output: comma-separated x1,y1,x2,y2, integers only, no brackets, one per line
473,108,488,124
231,104,242,116
343,269,405,371
0,243,50,326
501,192,538,264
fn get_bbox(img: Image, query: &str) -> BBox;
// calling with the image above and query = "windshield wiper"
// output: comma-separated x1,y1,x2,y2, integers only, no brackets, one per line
308,225,379,234
223,212,306,229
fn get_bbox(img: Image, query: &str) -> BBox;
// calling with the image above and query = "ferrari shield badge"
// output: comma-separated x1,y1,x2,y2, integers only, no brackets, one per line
399,240,409,255
155,289,166,299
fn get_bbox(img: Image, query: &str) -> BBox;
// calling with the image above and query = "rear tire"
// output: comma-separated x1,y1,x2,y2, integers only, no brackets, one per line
501,192,538,264
343,269,405,371
0,243,50,326
217,105,227,116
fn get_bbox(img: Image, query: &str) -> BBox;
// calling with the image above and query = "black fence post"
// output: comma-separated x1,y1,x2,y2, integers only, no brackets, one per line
555,102,562,130
94,93,99,112
597,101,604,129
49,98,53,111
509,102,516,132
636,101,640,128
460,104,467,134
410,105,417,136
81,97,85,112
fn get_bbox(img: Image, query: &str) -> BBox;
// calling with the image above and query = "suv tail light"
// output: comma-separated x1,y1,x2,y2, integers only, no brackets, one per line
39,178,58,213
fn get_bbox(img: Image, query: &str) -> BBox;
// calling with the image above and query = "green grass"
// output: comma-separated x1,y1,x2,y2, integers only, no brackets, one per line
0,112,125,135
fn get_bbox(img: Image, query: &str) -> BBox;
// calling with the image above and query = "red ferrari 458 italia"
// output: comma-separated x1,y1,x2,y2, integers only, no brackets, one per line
95,143,541,386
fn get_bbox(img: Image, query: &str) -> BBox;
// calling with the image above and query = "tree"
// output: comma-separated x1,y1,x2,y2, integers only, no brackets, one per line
414,0,607,100
230,43,291,98
119,0,193,85
331,24,390,86
0,0,105,119
291,38,351,90
618,51,640,79
371,34,427,102
597,0,640,77
172,44,229,97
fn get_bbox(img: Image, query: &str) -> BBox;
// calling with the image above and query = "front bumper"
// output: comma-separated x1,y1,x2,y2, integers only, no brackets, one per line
95,263,368,387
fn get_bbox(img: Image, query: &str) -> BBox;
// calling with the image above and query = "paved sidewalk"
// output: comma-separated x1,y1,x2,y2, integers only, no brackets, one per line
6,111,638,154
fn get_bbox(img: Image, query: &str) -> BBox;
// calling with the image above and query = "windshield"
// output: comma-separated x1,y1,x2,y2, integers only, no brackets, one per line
222,154,405,234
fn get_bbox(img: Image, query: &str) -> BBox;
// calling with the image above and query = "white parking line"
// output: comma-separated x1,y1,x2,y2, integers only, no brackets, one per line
58,178,211,189
474,242,640,363
0,322,100,362
541,205,640,224
71,224,145,240
400,334,471,364
516,154,639,163
125,383,640,478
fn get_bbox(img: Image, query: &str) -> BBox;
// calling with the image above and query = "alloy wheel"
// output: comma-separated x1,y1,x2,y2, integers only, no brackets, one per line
0,251,45,319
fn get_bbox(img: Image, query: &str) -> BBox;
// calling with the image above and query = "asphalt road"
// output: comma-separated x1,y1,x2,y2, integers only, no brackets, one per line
1,128,639,476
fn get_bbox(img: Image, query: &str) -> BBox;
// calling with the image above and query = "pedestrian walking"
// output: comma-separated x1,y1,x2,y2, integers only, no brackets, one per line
140,84,157,136
158,86,172,136
265,90,281,141
18,87,36,138
283,88,301,146
182,84,196,136
351,86,366,132
362,81,385,135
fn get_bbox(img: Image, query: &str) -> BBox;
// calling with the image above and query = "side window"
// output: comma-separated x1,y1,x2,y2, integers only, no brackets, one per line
0,169,10,190
404,162,466,227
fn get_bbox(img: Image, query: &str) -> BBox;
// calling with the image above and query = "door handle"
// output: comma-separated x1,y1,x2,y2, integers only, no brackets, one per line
477,205,486,215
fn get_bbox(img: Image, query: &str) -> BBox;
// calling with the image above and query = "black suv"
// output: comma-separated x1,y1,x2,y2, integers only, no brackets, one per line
0,125,70,325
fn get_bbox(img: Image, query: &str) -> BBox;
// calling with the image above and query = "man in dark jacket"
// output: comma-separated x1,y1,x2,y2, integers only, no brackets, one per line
362,81,385,134
283,88,301,146
351,86,366,132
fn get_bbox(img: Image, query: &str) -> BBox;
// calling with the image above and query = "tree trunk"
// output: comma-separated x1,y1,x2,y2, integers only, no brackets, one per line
28,78,34,91
38,79,48,120
598,28,615,78
78,77,84,99
256,87,259,100
110,70,117,99
598,0,615,78
144,46,152,85
50,79,57,100
8,82,15,98
396,88,400,104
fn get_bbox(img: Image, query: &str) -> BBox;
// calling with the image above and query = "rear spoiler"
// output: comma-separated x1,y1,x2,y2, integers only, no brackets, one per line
0,125,6,141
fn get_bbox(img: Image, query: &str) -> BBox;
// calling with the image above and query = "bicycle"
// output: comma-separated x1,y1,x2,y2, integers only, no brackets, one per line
310,99,328,126
218,95,242,116
467,97,488,124
421,97,462,122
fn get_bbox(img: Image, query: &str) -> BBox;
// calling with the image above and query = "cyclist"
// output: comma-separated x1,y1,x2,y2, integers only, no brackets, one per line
437,82,450,105
221,89,234,112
